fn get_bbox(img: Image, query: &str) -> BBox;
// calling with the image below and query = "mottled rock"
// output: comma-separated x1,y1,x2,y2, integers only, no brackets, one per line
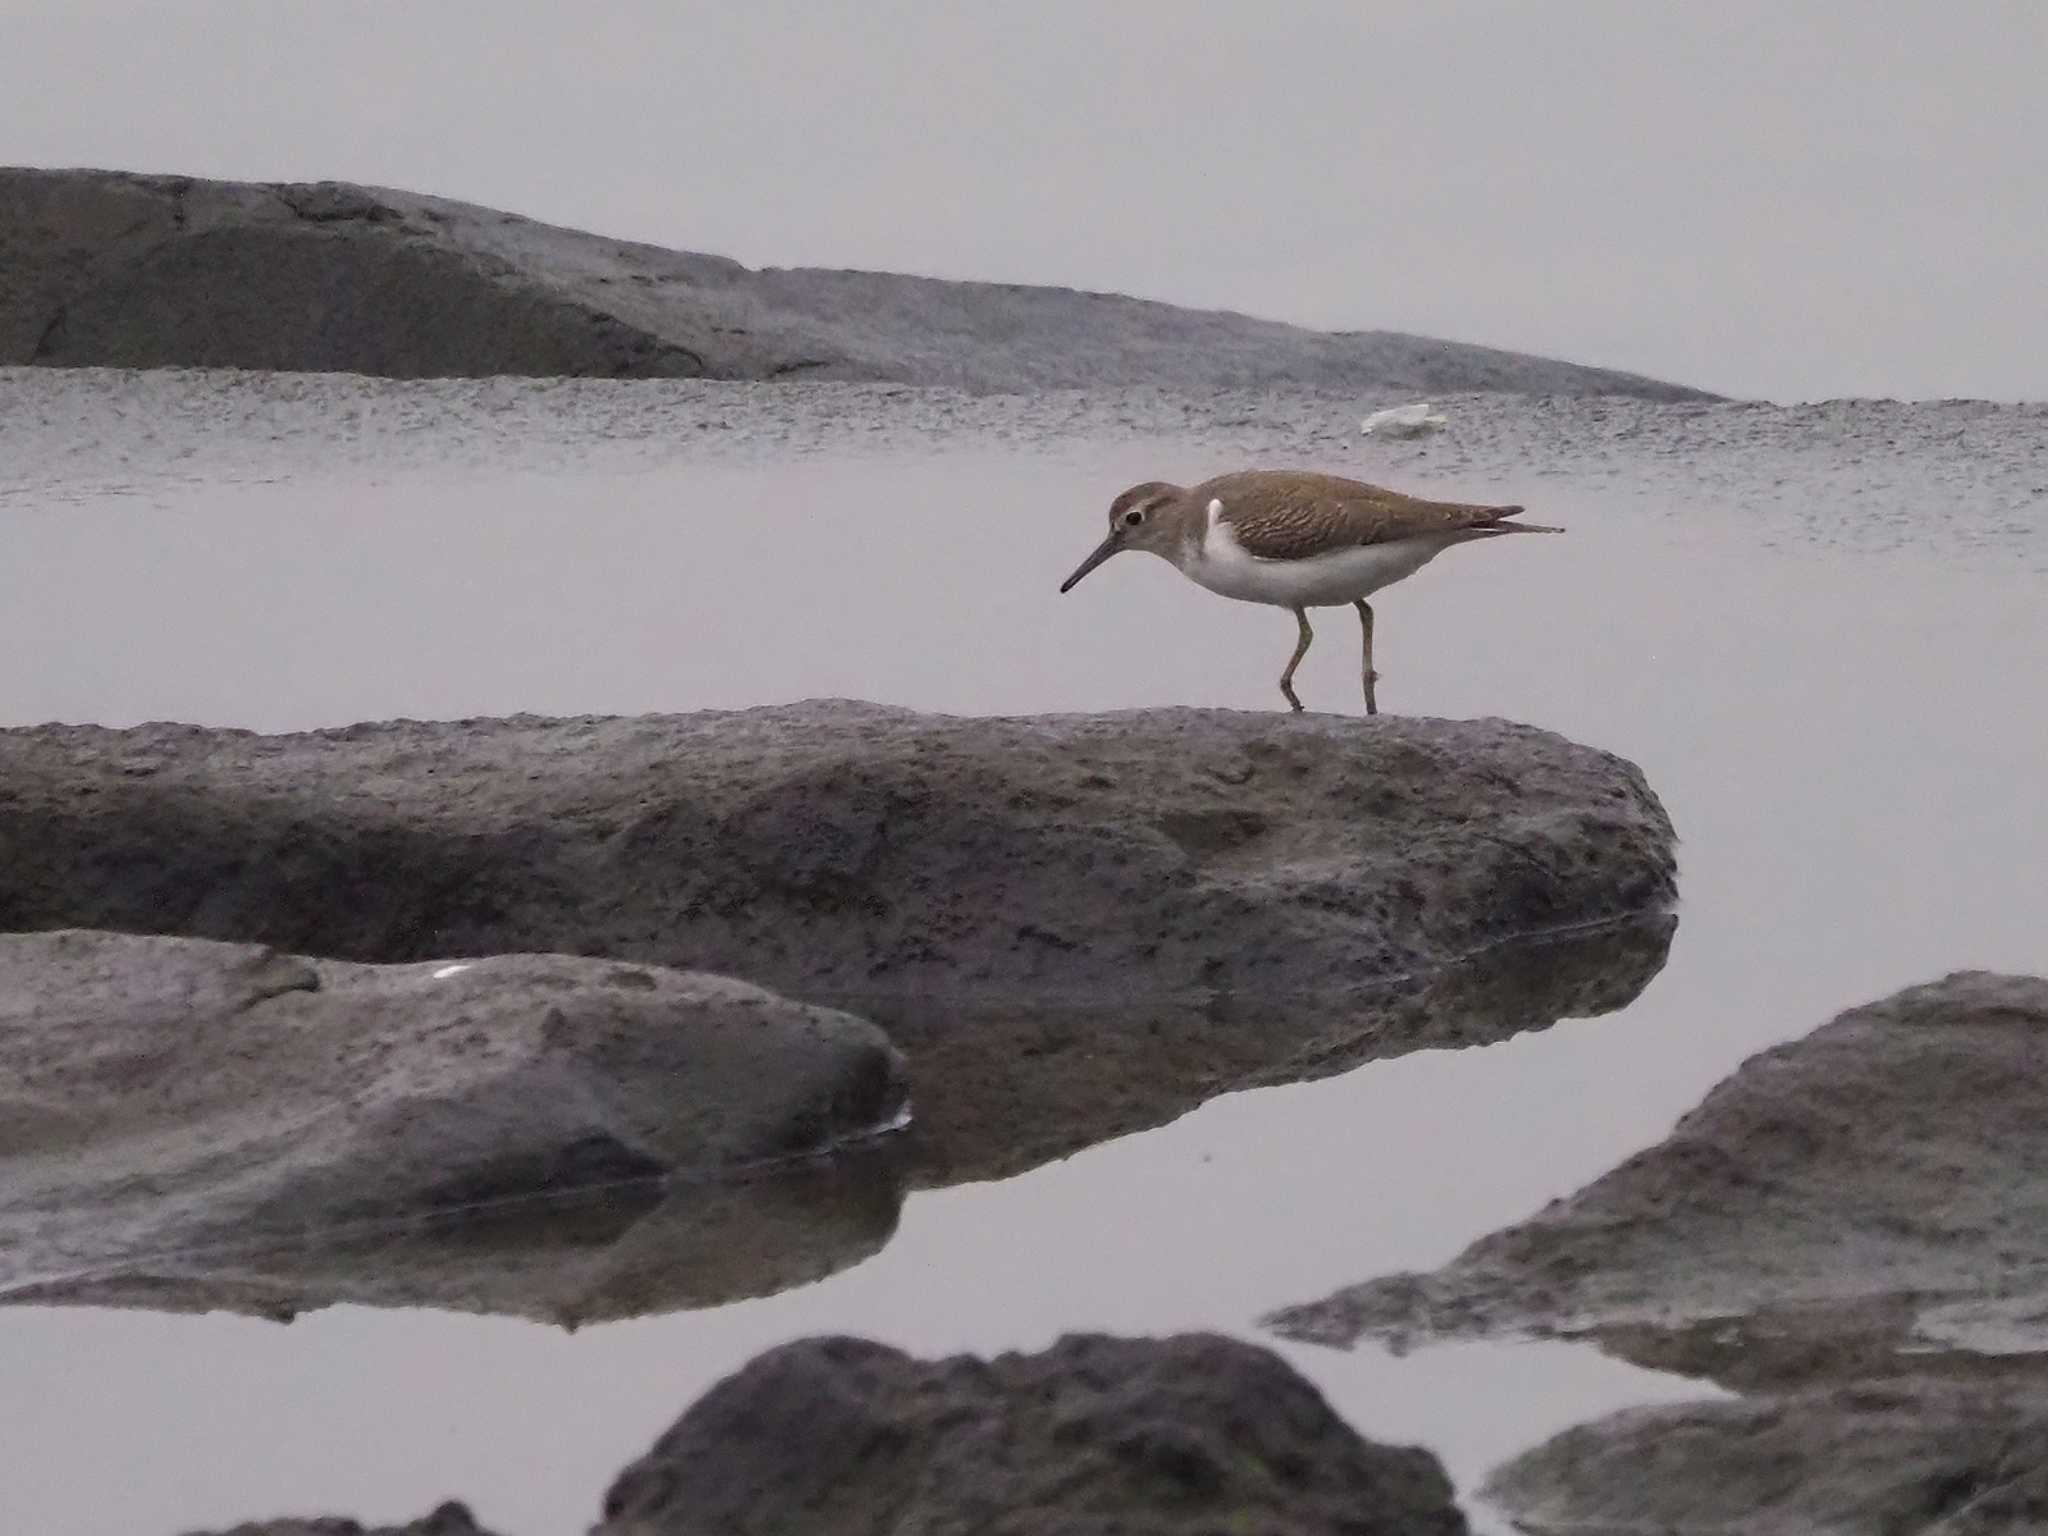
1265,972,2048,1383
0,704,1677,1001
0,930,905,1321
1,167,1716,397
595,1333,1468,1536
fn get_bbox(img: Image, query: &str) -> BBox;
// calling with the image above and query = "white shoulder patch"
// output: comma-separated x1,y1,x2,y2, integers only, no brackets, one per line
1200,503,1248,565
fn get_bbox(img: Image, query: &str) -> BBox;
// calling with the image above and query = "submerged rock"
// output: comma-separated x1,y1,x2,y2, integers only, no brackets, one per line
594,1332,1469,1536
0,167,1715,397
0,930,905,1321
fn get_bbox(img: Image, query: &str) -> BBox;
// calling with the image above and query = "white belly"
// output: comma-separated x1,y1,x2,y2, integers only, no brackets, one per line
1185,519,1448,608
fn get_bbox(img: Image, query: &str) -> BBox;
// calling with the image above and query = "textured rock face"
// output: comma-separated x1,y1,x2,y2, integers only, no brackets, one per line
0,930,905,1322
0,168,1716,396
594,1333,1469,1536
1265,973,2048,1536
0,704,1678,1000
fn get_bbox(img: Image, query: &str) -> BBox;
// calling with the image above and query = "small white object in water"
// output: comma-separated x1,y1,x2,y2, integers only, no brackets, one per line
429,962,472,980
1359,402,1447,438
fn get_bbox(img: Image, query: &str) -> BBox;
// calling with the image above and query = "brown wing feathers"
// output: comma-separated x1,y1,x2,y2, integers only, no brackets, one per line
1196,470,1557,560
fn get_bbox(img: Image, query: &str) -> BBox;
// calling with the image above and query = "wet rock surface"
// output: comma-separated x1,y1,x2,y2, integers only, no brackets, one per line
594,1332,1470,1536
0,930,905,1321
1268,972,2048,1536
1,167,1713,396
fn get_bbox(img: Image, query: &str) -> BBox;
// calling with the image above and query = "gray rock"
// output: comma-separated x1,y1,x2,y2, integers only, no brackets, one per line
0,705,1678,1190
1267,974,2048,1536
594,1332,1469,1536
1,167,1717,397
0,929,906,1322
0,704,1677,1000
1264,972,2048,1383
1484,1380,2048,1536
181,1505,497,1536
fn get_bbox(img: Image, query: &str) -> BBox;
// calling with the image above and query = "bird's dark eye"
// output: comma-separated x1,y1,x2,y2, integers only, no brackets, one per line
1123,509,1144,527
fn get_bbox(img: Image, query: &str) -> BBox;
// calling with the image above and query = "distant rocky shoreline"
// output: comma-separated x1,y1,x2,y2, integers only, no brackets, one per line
2,167,1718,398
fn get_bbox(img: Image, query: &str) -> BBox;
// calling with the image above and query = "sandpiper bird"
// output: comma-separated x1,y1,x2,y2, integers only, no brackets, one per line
1059,469,1560,714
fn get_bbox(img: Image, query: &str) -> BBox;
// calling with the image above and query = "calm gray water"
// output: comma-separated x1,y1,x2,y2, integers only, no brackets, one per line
2,370,2044,1535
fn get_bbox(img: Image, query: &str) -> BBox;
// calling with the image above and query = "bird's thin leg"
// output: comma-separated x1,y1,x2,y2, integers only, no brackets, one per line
1354,599,1379,716
1279,607,1313,713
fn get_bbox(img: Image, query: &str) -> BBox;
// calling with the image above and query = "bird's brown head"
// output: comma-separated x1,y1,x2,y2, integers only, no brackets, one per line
1059,481,1185,592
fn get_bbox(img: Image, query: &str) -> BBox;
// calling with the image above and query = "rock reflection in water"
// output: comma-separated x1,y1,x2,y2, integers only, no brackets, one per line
3,1144,907,1328
2,915,1670,1329
853,910,1676,1189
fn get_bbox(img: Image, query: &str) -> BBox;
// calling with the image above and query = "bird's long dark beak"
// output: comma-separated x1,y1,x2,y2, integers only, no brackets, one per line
1059,530,1124,593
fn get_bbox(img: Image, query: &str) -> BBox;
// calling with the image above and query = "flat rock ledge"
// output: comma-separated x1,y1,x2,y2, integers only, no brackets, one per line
1,166,1716,396
0,929,905,1321
1267,971,2048,1536
0,703,1678,1001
